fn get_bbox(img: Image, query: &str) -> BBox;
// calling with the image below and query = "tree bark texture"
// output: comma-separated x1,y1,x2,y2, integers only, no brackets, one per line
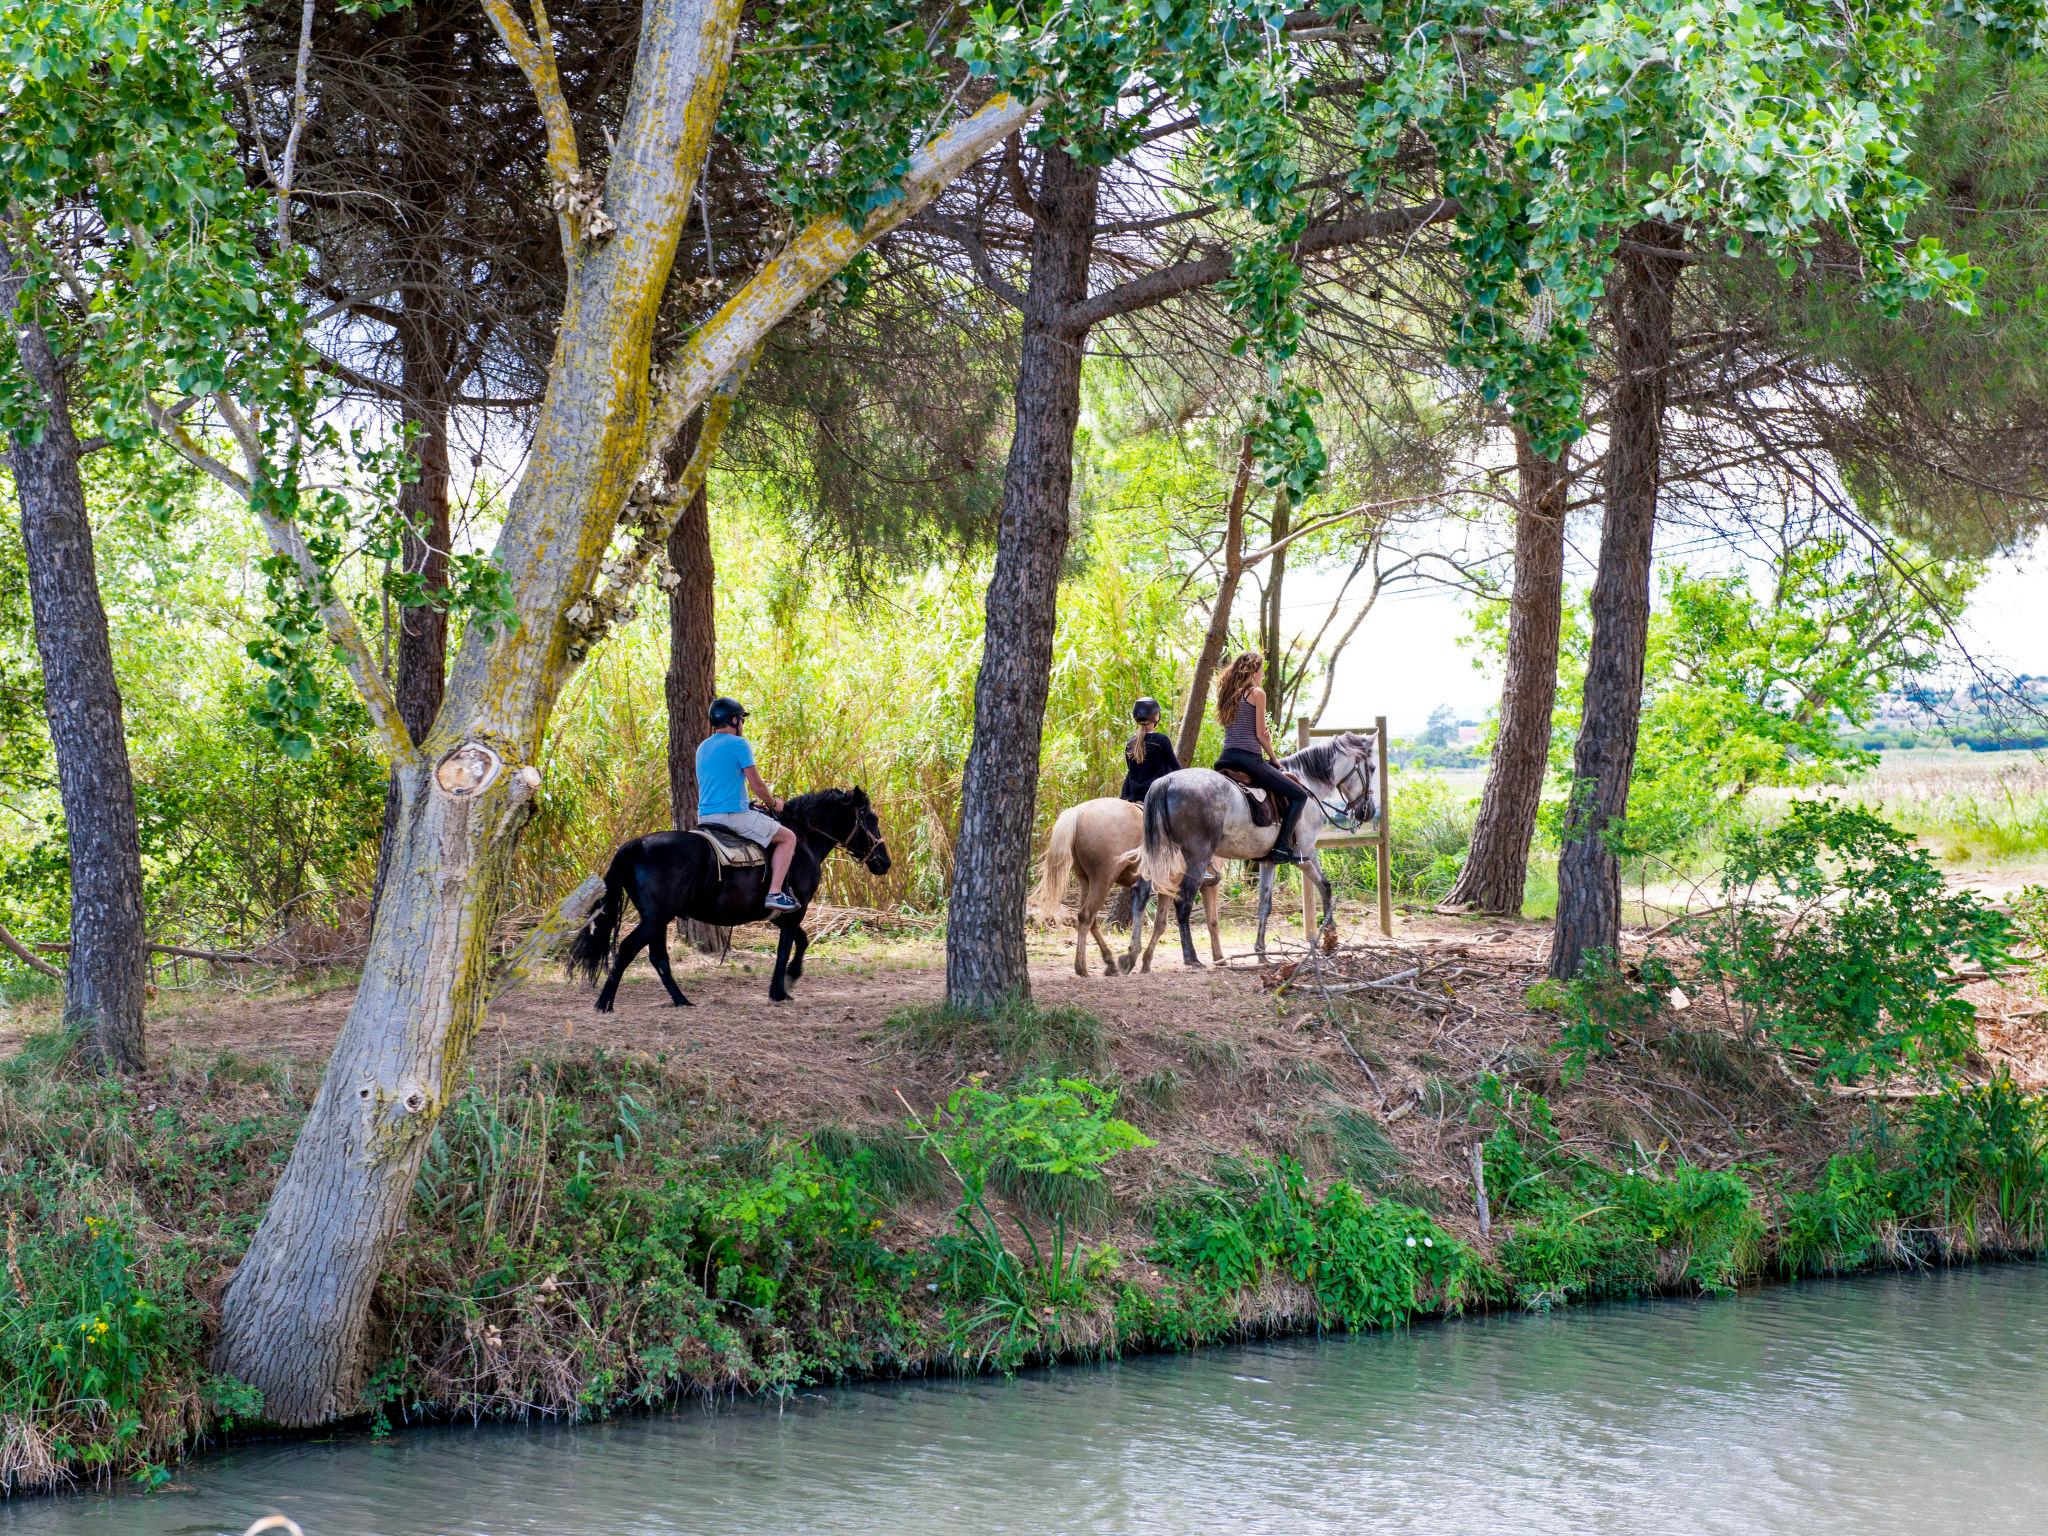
1442,430,1568,915
1176,439,1253,765
3,270,148,1073
373,320,455,913
663,418,713,828
1260,487,1292,723
945,146,1101,1009
1548,223,1684,979
662,420,726,953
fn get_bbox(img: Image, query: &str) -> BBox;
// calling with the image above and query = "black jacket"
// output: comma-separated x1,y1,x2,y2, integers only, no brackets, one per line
1119,731,1181,802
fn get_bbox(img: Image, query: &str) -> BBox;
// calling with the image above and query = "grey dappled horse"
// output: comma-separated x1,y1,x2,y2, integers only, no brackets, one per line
1135,731,1377,968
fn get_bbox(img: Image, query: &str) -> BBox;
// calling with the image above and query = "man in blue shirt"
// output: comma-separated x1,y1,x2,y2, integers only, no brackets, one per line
696,696,799,911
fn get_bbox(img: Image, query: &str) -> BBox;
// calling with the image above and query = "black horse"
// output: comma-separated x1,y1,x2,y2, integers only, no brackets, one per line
567,787,891,1010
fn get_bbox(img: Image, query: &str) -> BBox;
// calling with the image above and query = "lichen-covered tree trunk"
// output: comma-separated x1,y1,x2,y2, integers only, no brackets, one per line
1549,223,1684,979
1442,430,1568,915
945,146,1101,1009
213,7,1029,1422
3,273,147,1073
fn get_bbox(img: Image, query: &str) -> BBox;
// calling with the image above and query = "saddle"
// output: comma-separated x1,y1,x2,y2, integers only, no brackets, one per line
690,824,768,871
1216,766,1279,829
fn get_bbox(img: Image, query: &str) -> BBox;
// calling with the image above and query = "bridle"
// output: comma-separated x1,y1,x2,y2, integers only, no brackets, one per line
832,810,889,867
1310,750,1375,831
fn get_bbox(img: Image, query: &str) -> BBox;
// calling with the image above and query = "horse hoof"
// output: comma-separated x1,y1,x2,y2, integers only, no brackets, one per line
594,1000,615,1015
671,997,692,1008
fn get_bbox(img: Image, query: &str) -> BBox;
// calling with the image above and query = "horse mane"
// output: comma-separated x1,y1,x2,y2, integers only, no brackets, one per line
1284,731,1374,787
777,787,862,833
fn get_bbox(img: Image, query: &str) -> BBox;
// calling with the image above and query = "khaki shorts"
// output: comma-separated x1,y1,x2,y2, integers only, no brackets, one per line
699,808,784,847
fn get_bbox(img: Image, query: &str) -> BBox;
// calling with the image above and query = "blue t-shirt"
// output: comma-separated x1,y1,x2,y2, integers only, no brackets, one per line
696,731,755,816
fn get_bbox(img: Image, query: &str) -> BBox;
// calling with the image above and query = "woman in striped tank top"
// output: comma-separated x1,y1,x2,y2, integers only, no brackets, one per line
1213,651,1307,863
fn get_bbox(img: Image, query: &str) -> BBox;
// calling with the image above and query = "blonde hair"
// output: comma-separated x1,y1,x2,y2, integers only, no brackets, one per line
1216,652,1263,728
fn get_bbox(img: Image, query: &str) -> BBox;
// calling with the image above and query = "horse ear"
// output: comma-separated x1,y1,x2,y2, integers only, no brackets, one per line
852,784,868,804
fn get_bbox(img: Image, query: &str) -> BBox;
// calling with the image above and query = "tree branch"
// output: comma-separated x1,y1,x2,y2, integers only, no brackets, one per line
482,0,583,262
1058,197,1458,335
650,92,1037,444
913,212,1026,309
0,921,63,979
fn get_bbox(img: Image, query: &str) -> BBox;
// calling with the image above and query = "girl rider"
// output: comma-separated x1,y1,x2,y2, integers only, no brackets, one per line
1213,652,1306,864
1120,696,1181,803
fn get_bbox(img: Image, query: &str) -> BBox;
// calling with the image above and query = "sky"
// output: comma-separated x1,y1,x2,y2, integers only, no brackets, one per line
1313,532,2048,739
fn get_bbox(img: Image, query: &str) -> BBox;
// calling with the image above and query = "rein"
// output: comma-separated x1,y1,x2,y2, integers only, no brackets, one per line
1300,753,1374,831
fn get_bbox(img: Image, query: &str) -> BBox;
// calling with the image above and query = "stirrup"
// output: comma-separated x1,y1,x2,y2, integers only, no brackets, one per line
1266,845,1302,865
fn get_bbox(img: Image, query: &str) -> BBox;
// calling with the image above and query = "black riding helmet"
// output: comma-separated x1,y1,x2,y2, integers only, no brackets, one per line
1132,696,1162,725
708,696,747,729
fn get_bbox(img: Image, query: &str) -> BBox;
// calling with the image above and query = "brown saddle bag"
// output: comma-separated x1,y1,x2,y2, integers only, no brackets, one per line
1216,765,1279,829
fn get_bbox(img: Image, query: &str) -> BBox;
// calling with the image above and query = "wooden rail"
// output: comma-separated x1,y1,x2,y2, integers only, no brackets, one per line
1297,714,1393,940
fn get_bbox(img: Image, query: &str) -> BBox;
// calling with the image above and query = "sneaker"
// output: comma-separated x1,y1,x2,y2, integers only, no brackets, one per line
763,891,798,912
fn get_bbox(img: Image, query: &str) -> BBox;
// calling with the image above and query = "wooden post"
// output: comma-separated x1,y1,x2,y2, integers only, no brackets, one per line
1298,716,1315,945
1376,712,1392,937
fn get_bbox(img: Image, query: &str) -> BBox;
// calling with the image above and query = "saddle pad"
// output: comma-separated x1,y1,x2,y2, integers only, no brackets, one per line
1214,768,1278,830
691,824,767,869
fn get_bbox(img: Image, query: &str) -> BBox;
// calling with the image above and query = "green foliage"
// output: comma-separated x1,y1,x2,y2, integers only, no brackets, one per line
1901,1071,2048,1248
1552,950,1678,1083
1688,801,2013,1083
1475,1076,1764,1303
1149,1156,1476,1331
911,1077,1149,1369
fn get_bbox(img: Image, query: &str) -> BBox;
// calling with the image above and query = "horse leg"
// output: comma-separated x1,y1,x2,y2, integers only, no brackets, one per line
786,921,812,983
1308,853,1337,945
1083,874,1120,975
768,918,798,1003
1120,879,1150,975
1202,880,1223,964
1254,863,1276,961
1140,880,1171,974
647,928,691,1008
596,917,660,1013
1073,878,1094,977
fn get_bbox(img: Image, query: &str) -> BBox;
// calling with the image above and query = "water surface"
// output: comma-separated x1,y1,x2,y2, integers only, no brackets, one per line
8,1264,2046,1535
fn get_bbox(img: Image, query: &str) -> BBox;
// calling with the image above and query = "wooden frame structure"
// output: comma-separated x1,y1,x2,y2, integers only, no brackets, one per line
1297,715,1393,940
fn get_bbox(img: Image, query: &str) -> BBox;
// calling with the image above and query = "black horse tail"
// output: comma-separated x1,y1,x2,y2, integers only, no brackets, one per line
566,846,631,984
1138,782,1186,899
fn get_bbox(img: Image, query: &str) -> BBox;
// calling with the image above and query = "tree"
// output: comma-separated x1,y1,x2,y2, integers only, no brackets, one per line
1441,430,1568,915
120,0,1373,1424
0,248,147,1071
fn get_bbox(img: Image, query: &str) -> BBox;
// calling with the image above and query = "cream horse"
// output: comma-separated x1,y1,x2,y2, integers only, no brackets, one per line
1032,797,1220,975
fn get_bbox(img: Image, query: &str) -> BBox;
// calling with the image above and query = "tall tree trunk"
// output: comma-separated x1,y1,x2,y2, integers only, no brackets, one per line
2,260,147,1073
1176,438,1253,765
662,421,726,953
1549,223,1684,979
372,322,454,914
1261,487,1291,723
1441,429,1569,915
663,418,713,827
945,146,1101,1009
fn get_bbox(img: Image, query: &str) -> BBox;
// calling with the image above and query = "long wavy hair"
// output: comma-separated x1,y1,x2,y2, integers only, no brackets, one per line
1215,652,1263,730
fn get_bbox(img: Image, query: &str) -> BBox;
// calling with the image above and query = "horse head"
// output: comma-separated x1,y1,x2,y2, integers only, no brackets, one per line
789,786,892,875
1323,731,1378,825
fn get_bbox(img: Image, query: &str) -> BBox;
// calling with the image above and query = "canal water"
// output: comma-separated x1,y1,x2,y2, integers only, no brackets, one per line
7,1264,2045,1535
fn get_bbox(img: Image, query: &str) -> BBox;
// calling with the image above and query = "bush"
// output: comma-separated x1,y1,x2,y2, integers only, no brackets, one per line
1686,802,2012,1084
1148,1156,1476,1331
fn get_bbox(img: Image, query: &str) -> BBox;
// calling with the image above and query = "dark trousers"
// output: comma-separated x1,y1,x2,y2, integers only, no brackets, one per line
1216,748,1308,850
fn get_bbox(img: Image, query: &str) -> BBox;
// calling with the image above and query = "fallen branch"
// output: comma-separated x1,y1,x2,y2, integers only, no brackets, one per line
30,939,262,965
490,874,608,1002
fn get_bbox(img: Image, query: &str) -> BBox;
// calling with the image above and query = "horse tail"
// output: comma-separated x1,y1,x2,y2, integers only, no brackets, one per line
566,845,631,984
1139,784,1186,899
1031,806,1082,924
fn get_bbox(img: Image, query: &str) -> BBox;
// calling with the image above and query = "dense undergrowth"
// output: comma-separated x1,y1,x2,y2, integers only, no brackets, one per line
7,1007,2048,1499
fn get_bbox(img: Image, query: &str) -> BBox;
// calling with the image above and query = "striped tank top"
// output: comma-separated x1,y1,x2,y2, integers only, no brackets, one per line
1222,698,1262,754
